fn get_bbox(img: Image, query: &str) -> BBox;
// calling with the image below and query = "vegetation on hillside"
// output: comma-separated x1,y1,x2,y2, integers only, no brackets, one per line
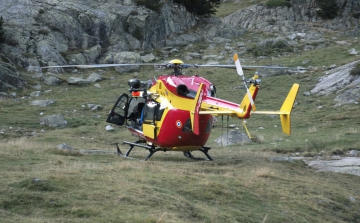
134,0,163,13
0,16,5,46
265,0,291,8
315,0,339,19
134,0,221,16
173,0,221,17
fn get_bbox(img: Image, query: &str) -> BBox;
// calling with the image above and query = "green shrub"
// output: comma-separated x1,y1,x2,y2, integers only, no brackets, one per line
0,16,5,44
265,0,291,8
132,26,143,40
247,39,293,57
352,12,360,19
173,0,221,17
134,0,163,13
350,63,360,76
315,0,339,19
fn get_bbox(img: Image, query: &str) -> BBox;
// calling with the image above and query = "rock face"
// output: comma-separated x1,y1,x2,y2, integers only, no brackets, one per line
0,61,26,91
0,0,196,68
311,60,360,104
223,0,360,34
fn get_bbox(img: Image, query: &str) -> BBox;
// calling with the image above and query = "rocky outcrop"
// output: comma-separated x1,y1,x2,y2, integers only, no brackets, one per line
311,60,360,104
223,0,360,34
0,0,196,69
0,60,26,91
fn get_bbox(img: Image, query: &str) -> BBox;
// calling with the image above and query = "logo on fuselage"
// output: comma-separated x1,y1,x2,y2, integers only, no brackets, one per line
176,120,182,128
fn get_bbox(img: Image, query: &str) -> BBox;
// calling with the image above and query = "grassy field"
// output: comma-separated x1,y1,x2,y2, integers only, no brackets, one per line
1,7,360,223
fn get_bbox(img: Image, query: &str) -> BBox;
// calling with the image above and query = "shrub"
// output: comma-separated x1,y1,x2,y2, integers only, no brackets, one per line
265,0,291,8
134,0,163,13
0,16,5,44
315,0,339,19
247,39,293,57
350,63,360,76
173,0,221,17
353,12,360,19
132,26,143,40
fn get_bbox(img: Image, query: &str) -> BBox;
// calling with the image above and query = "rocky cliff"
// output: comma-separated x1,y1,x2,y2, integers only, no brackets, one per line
0,0,359,91
0,0,197,71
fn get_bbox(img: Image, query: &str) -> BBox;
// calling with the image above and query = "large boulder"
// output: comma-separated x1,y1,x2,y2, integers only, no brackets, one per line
311,60,360,104
113,52,142,73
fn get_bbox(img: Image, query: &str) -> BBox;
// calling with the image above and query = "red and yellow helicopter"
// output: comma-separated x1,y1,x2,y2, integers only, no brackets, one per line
43,53,300,160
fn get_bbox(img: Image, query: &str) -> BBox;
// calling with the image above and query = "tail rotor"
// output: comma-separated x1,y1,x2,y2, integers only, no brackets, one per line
233,53,256,111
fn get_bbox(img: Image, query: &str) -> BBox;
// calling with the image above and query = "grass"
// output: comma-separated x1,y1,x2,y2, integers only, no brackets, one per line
1,6,360,223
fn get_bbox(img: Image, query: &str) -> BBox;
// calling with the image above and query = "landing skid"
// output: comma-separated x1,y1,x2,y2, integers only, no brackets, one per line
113,141,213,161
114,141,165,161
183,146,213,161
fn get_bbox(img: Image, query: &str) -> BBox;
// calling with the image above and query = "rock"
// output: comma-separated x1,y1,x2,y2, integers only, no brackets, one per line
83,45,102,64
40,114,67,128
86,73,102,82
311,60,360,104
67,73,102,85
67,53,86,65
141,53,156,63
348,150,359,157
56,143,74,150
113,52,142,73
106,125,114,131
42,76,62,86
269,157,293,162
305,157,360,176
214,130,252,146
0,61,26,91
30,100,55,107
349,48,358,55
30,91,42,97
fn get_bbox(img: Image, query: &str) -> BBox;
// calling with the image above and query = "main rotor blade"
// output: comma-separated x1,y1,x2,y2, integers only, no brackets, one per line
194,64,305,70
42,63,164,69
234,53,244,77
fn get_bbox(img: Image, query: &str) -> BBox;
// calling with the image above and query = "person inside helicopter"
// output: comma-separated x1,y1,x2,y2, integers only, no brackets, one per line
127,97,145,129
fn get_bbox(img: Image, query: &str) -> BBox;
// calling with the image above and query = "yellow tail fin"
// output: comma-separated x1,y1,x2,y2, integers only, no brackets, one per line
280,83,300,135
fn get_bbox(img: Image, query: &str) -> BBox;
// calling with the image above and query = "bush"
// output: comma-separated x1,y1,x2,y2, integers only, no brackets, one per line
134,0,163,13
247,39,293,57
350,63,360,76
173,0,221,17
315,0,339,19
0,16,5,44
265,0,291,8
132,26,143,40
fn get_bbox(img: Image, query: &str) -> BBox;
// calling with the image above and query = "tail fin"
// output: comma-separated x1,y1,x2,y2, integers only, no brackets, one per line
280,83,300,135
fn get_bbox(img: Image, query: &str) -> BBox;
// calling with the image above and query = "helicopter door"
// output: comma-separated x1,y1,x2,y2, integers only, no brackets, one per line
142,101,160,139
106,93,129,126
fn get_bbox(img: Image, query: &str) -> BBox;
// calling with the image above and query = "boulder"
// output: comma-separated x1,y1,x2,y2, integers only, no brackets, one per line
40,114,67,128
113,52,142,73
214,130,252,146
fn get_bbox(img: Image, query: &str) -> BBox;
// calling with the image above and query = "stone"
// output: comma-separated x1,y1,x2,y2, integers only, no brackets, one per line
56,143,74,150
30,100,55,107
214,130,252,146
40,115,67,128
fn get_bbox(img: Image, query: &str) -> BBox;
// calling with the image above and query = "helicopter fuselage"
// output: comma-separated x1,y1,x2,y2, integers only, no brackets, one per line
126,74,215,151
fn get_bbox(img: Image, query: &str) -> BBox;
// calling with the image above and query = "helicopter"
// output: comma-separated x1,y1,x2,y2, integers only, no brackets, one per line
43,53,300,161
